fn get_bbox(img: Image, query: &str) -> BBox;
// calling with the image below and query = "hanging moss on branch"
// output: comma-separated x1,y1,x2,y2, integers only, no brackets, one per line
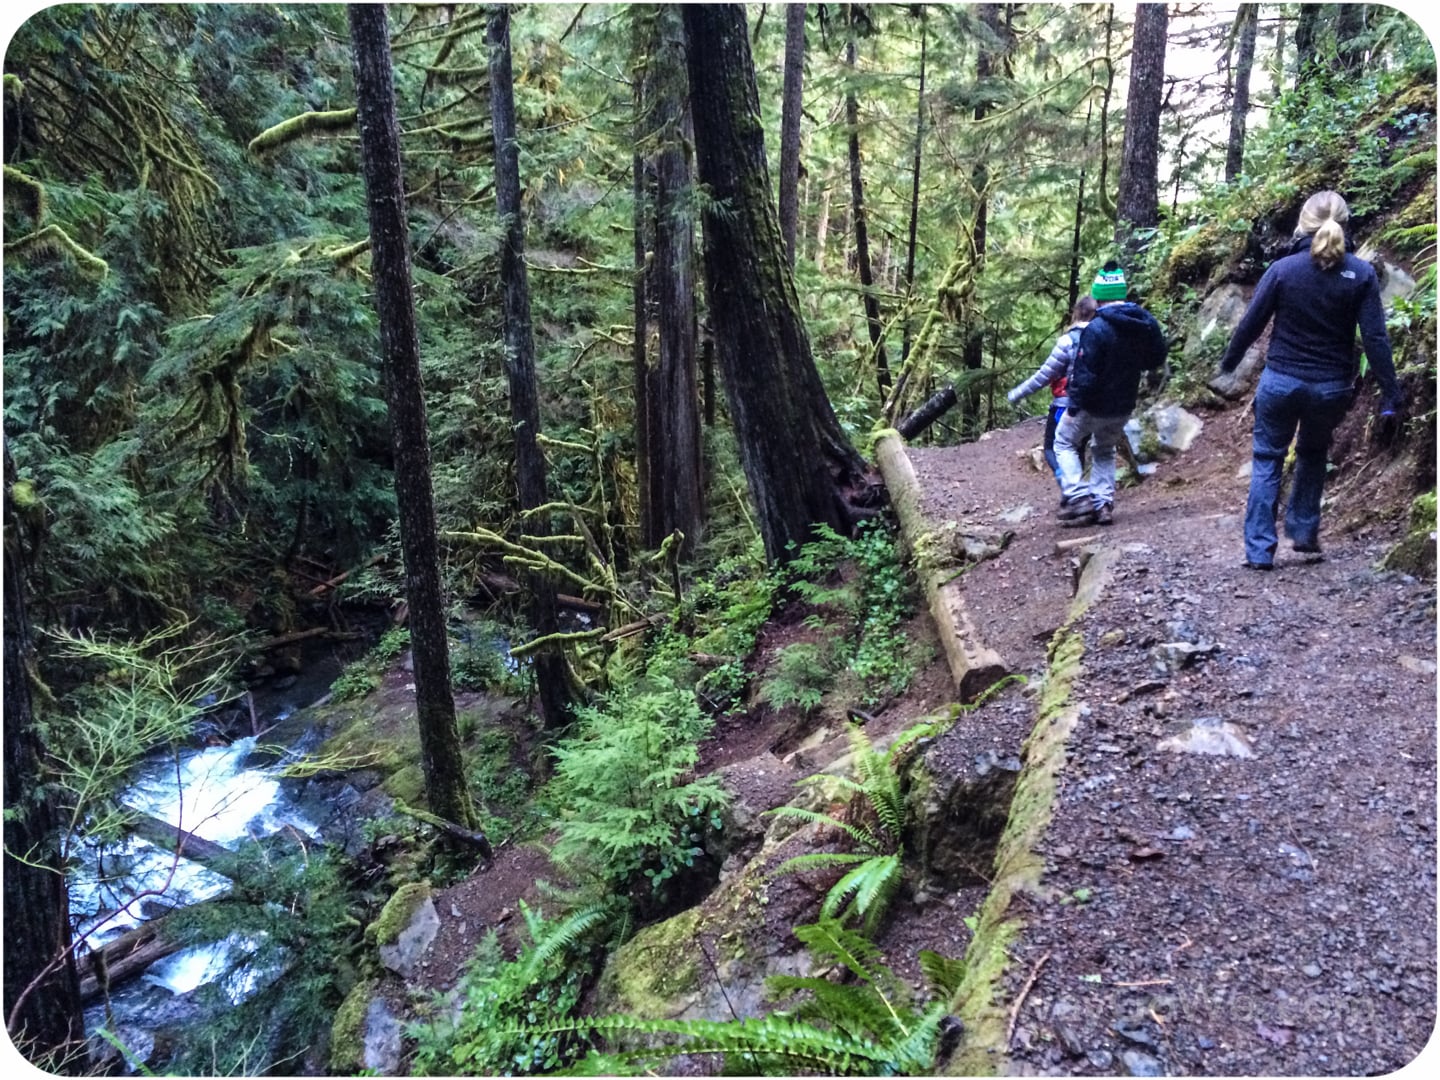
3,165,46,221
3,223,108,279
247,108,359,154
507,628,607,660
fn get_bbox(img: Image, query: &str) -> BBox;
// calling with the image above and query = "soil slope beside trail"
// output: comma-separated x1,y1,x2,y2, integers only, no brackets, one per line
908,403,1437,1076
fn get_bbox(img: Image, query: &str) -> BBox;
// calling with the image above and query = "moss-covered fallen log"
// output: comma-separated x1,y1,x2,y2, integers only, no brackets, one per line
873,432,1007,701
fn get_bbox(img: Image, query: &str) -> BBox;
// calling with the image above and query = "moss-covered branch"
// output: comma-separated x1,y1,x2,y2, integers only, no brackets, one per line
3,223,108,279
248,108,358,154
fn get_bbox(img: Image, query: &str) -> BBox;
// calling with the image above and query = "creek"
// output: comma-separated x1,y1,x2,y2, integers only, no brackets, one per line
71,658,344,1071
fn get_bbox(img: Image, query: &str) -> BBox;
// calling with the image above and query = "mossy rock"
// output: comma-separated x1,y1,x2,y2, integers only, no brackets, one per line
382,763,426,807
593,906,707,1019
1381,490,1437,578
367,880,431,947
329,978,379,1074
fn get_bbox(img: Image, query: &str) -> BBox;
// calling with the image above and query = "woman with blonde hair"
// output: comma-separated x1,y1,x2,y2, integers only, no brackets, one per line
1216,190,1403,569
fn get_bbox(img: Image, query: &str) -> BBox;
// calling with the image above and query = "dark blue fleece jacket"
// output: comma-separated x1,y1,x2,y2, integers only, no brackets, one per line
1219,235,1402,409
1067,301,1168,417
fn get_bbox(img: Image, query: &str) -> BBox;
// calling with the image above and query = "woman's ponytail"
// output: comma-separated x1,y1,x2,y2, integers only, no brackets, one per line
1310,219,1346,270
1296,190,1350,270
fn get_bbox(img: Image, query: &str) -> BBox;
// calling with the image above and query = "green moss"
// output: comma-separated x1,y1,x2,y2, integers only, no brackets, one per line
946,549,1115,1075
594,905,705,1017
1381,489,1437,578
382,763,426,807
368,881,431,947
329,978,378,1074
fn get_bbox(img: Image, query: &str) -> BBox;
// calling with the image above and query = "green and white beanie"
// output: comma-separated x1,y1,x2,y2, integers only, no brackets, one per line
1091,260,1127,301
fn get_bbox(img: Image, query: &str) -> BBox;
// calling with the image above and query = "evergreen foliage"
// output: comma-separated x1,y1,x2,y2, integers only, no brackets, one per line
544,681,728,917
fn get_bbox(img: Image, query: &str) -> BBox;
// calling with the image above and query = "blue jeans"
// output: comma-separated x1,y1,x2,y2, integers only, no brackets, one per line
1043,404,1064,483
1244,367,1354,565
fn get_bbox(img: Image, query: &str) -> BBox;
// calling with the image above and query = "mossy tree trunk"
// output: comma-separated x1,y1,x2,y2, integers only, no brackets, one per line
348,4,477,828
1115,3,1167,250
488,7,574,728
845,24,891,394
682,3,871,566
962,3,1010,439
4,442,87,1069
779,1,806,269
637,5,705,557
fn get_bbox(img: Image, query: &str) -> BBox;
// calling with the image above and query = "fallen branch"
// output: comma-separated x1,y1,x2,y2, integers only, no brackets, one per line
1006,950,1052,1049
392,800,493,860
1053,534,1101,554
307,553,385,596
897,384,958,440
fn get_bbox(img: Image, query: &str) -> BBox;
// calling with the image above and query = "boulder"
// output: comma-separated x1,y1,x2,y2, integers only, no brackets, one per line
1126,404,1204,460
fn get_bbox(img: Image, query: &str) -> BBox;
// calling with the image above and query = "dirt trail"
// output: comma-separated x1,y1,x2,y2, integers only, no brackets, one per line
908,402,1436,1076
401,397,1434,1078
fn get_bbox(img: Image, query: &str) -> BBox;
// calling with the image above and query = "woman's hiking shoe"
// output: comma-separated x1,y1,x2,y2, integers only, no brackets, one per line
1060,509,1099,527
1094,502,1114,526
1292,539,1321,554
1244,559,1274,571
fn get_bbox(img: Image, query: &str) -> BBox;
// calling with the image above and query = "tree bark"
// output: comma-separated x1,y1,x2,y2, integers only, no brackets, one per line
962,3,1009,439
1333,2,1367,73
639,5,705,556
900,7,927,367
488,7,574,728
348,3,477,826
4,442,87,1069
814,174,832,272
845,29,891,394
778,1,806,268
1294,4,1321,87
897,383,957,441
1068,97,1094,313
1224,4,1258,183
1114,3,1168,250
682,3,872,565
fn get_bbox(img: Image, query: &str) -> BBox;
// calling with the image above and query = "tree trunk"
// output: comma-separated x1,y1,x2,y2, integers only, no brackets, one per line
641,5,704,556
845,31,892,394
349,3,477,827
900,7,927,366
963,4,1008,439
632,131,653,548
1098,5,1116,217
1068,97,1094,313
4,442,87,1070
1333,2,1367,72
815,175,832,272
1114,3,1167,250
488,7,574,728
682,3,872,566
1224,4,1258,183
778,1,806,268
1294,4,1321,88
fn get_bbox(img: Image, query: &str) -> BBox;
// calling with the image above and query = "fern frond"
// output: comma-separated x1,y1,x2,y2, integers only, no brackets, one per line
918,949,968,997
793,919,885,982
769,850,872,878
820,853,902,933
764,805,883,852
